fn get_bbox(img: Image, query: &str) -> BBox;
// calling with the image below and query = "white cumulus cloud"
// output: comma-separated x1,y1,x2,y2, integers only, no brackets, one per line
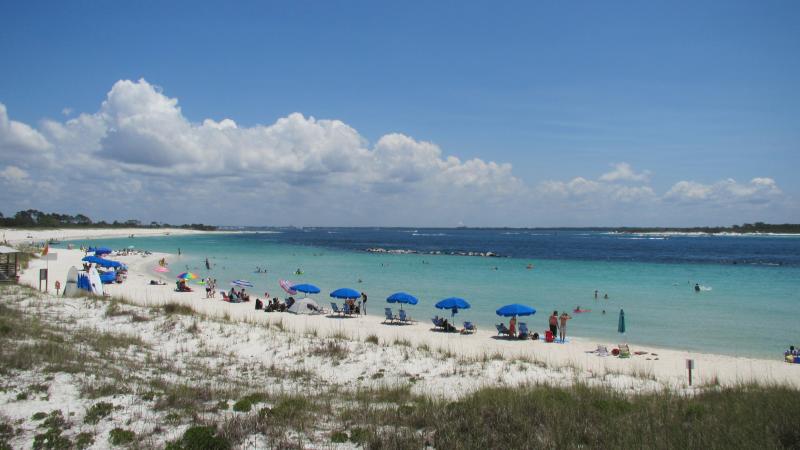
599,162,651,182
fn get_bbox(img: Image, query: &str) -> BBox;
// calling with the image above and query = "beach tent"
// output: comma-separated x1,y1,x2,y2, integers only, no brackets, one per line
287,297,322,315
81,255,125,269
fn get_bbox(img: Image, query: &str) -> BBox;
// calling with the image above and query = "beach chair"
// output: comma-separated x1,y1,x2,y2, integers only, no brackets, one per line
398,309,412,323
618,344,631,358
518,323,530,339
462,321,477,334
383,307,397,324
343,303,353,316
330,302,343,316
495,323,511,337
595,345,609,357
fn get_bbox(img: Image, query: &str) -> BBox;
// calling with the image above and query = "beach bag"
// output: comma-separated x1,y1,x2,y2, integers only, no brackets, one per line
545,330,554,343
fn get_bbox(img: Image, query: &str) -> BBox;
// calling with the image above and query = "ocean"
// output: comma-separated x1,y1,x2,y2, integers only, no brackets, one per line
61,229,800,358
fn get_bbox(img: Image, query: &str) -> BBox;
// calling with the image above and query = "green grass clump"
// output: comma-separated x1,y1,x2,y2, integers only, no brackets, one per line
74,432,94,449
108,428,135,446
330,431,348,443
232,393,267,412
162,303,194,315
84,402,114,424
365,334,379,345
165,425,231,450
32,412,48,421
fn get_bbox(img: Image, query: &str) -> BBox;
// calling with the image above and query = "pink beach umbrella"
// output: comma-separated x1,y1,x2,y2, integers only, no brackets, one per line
279,279,297,295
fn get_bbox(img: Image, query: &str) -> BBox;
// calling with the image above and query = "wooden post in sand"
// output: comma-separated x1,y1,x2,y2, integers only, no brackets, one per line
686,359,695,386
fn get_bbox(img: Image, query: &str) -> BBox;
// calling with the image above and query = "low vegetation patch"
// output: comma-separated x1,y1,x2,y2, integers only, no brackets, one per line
165,425,231,450
108,428,135,446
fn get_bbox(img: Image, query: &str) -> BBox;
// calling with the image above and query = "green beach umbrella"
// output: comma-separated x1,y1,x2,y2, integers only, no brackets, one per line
618,309,626,333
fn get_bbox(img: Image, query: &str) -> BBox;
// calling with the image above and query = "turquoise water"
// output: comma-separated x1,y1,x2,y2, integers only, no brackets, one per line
63,232,800,358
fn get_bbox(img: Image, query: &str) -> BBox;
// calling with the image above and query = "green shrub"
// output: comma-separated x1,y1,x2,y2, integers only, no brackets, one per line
84,401,113,424
330,431,348,443
165,425,231,450
32,412,48,421
232,393,267,412
365,334,379,344
349,427,369,444
74,432,94,449
108,428,135,446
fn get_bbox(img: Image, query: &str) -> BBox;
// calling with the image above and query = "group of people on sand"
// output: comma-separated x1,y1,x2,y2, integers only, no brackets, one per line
256,297,288,312
547,310,572,342
785,346,800,363
227,287,250,302
204,278,217,298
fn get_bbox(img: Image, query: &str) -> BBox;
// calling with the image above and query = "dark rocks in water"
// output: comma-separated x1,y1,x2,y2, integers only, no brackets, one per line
366,248,501,257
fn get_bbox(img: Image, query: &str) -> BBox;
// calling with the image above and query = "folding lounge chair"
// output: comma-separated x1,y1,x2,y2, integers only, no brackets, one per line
383,307,397,324
596,345,610,357
495,323,511,337
330,302,343,316
431,317,443,330
398,309,412,323
618,344,631,358
518,323,530,339
462,321,477,334
343,303,353,316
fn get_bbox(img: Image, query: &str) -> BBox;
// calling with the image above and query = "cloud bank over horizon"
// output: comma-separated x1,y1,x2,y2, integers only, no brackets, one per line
0,79,794,227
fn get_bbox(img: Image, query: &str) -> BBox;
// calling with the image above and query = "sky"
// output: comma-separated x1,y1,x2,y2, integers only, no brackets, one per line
0,0,798,227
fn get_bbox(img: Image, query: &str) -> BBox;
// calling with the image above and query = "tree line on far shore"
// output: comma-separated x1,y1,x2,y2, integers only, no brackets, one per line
0,209,217,231
614,222,800,234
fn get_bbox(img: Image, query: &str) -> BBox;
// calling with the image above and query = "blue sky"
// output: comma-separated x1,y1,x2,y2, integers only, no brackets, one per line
0,1,798,226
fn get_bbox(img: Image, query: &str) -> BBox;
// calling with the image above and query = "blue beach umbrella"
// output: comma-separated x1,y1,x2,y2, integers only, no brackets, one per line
618,309,626,333
292,283,321,294
93,247,112,255
387,292,419,311
330,288,360,299
81,255,125,269
495,304,536,317
435,297,471,317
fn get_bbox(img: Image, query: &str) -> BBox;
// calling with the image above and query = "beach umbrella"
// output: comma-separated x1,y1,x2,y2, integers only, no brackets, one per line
177,272,198,280
387,292,418,311
292,283,321,294
81,255,125,269
93,247,112,255
330,288,360,299
231,279,254,288
435,297,471,317
618,309,626,333
495,304,536,317
154,266,169,273
279,279,297,295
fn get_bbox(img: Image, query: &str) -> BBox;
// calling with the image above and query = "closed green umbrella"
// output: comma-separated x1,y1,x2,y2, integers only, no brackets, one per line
618,309,626,333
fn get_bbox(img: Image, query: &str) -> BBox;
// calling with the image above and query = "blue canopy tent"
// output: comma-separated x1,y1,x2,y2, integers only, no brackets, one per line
435,297,471,317
387,292,418,311
495,304,536,317
330,288,360,299
292,283,321,294
81,255,125,269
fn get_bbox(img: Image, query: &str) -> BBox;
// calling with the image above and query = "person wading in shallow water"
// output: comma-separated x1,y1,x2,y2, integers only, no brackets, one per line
361,292,367,315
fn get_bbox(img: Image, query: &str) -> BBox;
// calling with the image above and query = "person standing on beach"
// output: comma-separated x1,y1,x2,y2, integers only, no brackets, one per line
509,316,517,338
559,312,572,343
361,292,367,315
549,311,558,339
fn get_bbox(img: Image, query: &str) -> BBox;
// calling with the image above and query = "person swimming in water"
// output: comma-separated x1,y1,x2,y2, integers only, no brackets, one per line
695,283,701,292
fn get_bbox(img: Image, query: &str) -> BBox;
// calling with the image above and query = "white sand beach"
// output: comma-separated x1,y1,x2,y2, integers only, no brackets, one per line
13,231,800,396
1,227,217,246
